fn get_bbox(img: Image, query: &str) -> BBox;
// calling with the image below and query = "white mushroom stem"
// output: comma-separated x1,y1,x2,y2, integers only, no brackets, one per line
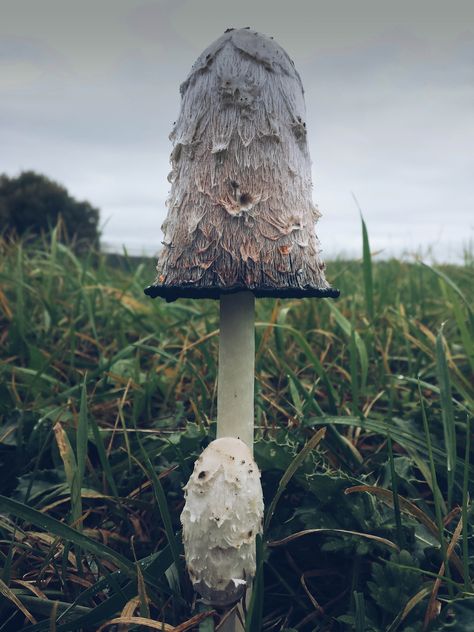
217,291,255,450
216,291,255,632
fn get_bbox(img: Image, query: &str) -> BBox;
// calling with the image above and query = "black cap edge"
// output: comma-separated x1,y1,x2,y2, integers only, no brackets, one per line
144,284,340,303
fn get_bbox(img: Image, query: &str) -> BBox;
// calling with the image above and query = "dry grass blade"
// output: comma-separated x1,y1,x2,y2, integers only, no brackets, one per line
0,577,37,624
173,611,217,631
49,600,59,632
423,515,464,630
300,572,324,615
269,528,399,551
345,485,439,534
97,610,216,632
11,579,48,599
97,616,175,631
345,486,465,578
120,595,140,619
386,587,432,632
53,421,82,528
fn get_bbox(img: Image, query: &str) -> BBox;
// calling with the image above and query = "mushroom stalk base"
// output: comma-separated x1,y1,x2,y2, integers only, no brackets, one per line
217,291,255,450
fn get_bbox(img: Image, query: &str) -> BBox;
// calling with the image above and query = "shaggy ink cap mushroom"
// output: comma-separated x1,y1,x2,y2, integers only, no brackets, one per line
145,27,339,302
180,437,264,607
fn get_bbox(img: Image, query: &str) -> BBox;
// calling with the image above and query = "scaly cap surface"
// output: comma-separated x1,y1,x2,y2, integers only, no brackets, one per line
145,28,339,302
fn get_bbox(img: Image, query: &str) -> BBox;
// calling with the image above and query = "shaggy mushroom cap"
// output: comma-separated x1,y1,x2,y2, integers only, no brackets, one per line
145,27,339,302
180,437,264,606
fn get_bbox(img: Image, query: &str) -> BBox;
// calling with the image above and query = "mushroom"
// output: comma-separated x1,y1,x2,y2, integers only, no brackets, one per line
144,26,339,620
180,437,263,606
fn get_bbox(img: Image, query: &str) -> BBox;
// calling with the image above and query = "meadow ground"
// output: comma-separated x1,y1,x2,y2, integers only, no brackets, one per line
0,227,472,631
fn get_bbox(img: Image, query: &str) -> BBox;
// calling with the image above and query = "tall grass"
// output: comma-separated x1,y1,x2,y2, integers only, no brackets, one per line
0,226,472,631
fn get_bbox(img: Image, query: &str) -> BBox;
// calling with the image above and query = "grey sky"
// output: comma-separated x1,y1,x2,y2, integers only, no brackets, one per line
1,0,473,261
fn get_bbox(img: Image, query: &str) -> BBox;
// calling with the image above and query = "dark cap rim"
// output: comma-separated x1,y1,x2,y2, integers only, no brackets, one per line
144,283,340,302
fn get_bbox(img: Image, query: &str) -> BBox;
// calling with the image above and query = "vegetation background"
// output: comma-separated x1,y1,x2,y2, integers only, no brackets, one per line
0,211,472,630
0,173,100,252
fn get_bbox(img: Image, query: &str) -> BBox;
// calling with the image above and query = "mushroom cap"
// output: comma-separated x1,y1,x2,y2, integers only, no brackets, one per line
180,437,264,606
145,27,339,302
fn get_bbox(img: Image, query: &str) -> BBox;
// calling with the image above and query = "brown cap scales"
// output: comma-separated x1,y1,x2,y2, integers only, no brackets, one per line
145,28,339,302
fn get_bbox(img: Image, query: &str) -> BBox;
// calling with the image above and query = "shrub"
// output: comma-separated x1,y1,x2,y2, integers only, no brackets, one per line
0,171,100,249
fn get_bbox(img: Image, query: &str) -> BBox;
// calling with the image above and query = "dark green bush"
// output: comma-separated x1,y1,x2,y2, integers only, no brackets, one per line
0,170,100,249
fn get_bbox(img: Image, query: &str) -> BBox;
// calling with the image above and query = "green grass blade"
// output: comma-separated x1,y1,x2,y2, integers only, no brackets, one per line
349,326,360,416
245,534,264,632
324,300,368,392
76,378,88,489
449,286,474,374
462,416,471,592
264,427,326,532
387,432,404,549
360,213,374,321
134,435,186,593
418,382,453,598
436,326,456,508
354,591,366,632
88,413,119,497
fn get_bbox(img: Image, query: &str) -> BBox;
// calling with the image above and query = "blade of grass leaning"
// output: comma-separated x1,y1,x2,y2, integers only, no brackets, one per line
75,377,89,531
349,325,360,417
134,433,186,592
53,422,82,529
423,515,464,628
418,381,453,599
462,416,471,592
8,594,90,619
0,495,134,575
404,446,447,515
88,410,119,497
387,432,404,549
360,212,374,322
354,591,367,632
420,261,473,318
49,600,59,632
96,610,214,632
324,300,368,393
436,326,456,508
447,285,474,374
0,577,37,624
264,427,326,532
45,225,58,302
385,587,431,632
269,528,399,552
136,559,151,620
14,243,26,350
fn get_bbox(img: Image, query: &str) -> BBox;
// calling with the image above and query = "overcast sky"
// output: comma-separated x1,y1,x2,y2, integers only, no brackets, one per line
1,0,473,261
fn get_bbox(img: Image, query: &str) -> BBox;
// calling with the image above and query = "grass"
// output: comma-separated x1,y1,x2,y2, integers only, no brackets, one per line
0,225,472,631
